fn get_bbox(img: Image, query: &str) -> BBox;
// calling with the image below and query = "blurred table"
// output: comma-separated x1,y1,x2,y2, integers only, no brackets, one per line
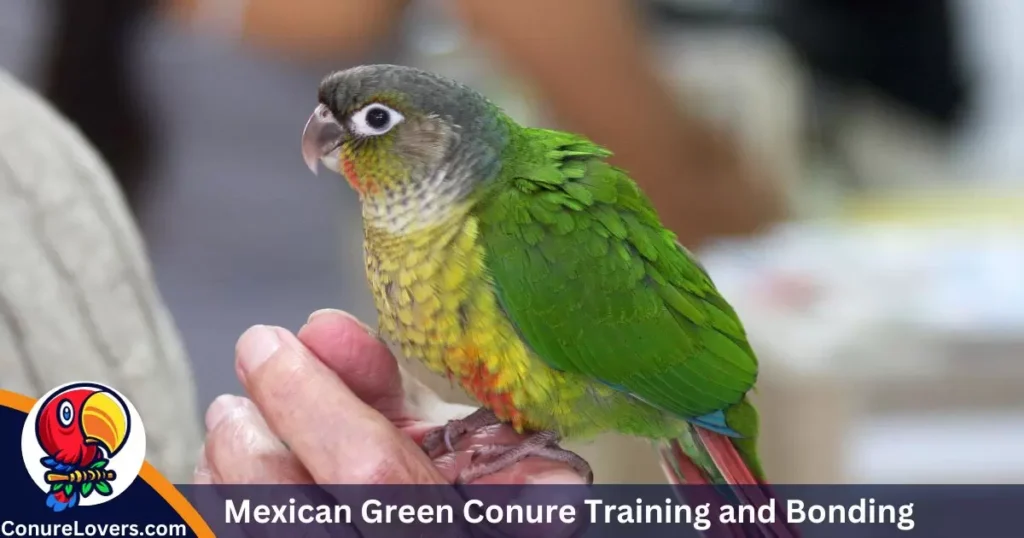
702,187,1024,483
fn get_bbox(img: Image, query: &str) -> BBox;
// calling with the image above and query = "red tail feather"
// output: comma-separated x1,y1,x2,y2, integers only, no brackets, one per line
696,428,760,485
660,431,801,538
660,441,747,538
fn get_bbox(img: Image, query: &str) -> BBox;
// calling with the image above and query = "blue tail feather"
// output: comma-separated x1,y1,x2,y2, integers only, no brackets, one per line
688,410,742,437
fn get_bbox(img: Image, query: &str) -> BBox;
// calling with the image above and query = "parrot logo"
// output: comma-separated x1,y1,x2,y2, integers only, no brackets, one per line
20,382,147,512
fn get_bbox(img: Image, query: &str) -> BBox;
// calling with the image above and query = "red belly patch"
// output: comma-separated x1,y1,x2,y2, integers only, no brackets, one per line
452,345,524,430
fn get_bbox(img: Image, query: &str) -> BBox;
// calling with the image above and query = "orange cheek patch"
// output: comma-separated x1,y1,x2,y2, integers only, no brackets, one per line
341,158,365,193
341,158,381,195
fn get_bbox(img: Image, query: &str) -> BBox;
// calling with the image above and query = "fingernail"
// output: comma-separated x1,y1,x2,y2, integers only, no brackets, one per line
309,308,371,329
525,471,590,485
205,394,241,431
237,325,282,374
307,308,344,323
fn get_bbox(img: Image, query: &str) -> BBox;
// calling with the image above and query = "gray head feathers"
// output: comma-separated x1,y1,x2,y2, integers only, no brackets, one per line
317,65,513,232
317,64,508,155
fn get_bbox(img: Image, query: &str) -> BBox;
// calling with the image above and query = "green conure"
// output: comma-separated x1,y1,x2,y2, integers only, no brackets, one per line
301,64,795,537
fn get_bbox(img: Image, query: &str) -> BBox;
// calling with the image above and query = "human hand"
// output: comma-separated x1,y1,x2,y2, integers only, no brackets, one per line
194,309,586,485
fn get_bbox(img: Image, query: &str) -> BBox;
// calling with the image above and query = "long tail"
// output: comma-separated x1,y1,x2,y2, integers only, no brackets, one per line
40,457,87,512
659,427,800,538
46,490,79,512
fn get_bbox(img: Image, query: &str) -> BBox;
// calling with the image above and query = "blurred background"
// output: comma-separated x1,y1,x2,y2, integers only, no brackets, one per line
2,0,1023,484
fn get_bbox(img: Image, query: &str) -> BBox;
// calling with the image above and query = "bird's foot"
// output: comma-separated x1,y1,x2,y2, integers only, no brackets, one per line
422,408,501,458
457,430,594,484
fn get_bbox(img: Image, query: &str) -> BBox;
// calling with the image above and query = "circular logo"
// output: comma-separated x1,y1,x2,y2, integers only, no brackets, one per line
20,382,147,511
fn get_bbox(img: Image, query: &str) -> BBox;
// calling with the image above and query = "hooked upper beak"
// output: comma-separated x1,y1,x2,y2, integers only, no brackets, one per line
301,104,345,175
81,390,129,457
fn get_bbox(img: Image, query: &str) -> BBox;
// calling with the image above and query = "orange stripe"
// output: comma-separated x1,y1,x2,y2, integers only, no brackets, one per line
341,157,363,193
453,349,523,430
0,390,215,538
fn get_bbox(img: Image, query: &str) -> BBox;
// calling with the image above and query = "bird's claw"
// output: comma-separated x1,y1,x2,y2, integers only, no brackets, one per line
457,431,594,484
421,408,501,458
422,422,466,457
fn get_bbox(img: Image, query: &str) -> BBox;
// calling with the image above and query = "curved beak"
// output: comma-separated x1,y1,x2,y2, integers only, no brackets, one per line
301,104,345,175
81,390,129,457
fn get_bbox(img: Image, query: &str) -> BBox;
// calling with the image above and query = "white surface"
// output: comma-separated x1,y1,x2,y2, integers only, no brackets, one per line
850,411,1024,483
699,221,1024,376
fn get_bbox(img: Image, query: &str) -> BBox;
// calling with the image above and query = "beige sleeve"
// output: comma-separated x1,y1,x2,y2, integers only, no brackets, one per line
0,70,201,482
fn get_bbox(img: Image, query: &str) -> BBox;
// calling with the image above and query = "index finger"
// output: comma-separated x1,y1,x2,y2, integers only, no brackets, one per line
234,324,444,485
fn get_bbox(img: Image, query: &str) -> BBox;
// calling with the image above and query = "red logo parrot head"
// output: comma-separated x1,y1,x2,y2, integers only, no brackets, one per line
35,385,131,467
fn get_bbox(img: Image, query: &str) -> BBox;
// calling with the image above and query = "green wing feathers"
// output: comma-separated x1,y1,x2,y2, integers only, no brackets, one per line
724,397,765,480
476,127,760,429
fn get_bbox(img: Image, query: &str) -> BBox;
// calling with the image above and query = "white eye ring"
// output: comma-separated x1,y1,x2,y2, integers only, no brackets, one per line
58,400,74,427
349,103,404,137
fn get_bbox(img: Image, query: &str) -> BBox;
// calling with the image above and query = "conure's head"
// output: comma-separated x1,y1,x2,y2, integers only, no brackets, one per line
301,65,510,228
36,386,130,466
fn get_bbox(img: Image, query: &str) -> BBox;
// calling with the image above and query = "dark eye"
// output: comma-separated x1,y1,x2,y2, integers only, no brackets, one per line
58,400,74,427
366,107,390,129
350,103,404,136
